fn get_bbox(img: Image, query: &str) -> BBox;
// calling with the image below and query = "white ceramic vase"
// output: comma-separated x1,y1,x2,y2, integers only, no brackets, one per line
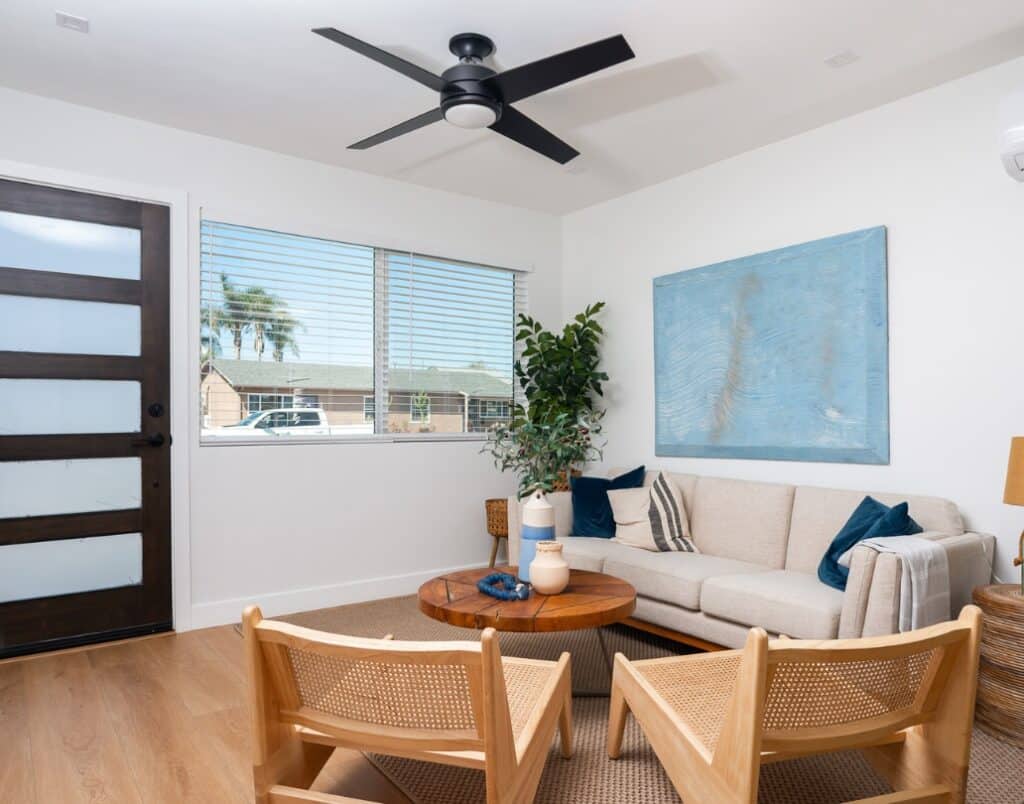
529,540,570,595
519,489,555,583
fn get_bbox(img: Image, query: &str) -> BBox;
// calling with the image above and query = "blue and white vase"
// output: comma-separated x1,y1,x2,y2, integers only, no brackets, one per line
519,489,555,583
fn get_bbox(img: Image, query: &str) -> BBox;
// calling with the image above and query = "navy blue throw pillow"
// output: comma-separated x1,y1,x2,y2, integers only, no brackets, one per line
817,496,922,591
570,466,646,538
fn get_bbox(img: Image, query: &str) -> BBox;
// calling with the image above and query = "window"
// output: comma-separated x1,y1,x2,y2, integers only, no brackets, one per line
409,393,431,424
200,220,525,442
246,392,294,413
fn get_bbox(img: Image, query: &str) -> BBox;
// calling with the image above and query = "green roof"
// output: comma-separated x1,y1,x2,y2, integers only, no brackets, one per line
207,359,512,397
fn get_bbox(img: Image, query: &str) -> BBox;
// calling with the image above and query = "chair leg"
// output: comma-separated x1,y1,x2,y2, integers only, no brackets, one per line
607,674,629,759
489,535,501,568
559,686,573,759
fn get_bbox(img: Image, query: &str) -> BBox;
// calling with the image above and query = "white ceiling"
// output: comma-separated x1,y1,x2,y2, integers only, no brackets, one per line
3,1,1024,213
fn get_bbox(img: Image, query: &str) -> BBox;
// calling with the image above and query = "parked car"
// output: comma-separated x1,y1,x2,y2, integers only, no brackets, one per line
202,408,373,438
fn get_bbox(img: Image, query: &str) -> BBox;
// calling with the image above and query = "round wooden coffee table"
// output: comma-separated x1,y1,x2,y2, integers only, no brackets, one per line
418,566,636,633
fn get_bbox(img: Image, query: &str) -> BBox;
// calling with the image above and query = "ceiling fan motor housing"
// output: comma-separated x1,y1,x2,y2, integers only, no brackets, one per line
440,61,503,126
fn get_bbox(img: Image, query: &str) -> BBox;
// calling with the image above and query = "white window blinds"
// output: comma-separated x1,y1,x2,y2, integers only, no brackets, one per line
199,220,524,442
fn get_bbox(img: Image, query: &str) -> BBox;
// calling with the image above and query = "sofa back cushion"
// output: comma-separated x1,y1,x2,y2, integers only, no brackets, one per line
689,476,795,568
785,486,964,574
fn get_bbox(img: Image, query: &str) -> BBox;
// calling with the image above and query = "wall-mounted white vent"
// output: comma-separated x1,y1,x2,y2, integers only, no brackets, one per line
1000,92,1024,182
55,11,89,33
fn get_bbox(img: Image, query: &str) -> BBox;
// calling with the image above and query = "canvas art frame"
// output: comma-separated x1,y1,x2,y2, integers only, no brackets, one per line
653,226,889,464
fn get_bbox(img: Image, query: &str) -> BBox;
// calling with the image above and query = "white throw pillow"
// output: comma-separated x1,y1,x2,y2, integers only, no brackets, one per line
609,472,698,553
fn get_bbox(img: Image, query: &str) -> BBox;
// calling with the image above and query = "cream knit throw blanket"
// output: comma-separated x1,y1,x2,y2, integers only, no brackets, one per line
858,535,950,631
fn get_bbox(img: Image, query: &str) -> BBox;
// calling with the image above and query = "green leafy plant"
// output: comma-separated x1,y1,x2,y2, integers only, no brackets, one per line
513,302,608,426
483,303,608,497
485,411,605,498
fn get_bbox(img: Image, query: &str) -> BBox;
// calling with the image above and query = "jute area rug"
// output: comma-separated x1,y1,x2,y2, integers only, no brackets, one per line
276,595,1024,804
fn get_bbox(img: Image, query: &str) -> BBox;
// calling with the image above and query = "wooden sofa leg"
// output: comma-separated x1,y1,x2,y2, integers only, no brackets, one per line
607,658,629,759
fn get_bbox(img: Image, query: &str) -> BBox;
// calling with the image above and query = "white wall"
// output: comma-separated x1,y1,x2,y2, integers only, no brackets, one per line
0,86,562,627
562,57,1024,583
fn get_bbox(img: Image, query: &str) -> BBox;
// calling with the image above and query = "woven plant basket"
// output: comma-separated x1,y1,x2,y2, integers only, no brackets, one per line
552,468,583,493
484,498,508,538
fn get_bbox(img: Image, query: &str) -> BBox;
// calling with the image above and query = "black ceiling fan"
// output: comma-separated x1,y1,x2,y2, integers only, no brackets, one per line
312,27,635,164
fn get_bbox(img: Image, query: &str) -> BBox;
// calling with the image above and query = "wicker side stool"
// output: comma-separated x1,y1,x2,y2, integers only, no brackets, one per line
973,583,1024,746
484,498,508,568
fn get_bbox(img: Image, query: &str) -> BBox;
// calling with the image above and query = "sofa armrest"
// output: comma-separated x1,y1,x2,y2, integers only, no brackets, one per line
507,491,573,567
837,530,995,638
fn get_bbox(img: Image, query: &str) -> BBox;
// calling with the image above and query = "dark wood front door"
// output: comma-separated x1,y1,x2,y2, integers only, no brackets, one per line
0,178,172,658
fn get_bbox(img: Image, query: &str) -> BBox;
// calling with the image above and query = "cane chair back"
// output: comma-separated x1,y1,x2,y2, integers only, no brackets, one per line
251,616,491,753
760,623,970,753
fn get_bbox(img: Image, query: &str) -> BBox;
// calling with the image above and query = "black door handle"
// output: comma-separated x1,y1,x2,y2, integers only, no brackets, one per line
133,433,165,447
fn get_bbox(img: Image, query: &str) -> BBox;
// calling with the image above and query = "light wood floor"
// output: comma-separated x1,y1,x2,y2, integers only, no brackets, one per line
0,626,412,803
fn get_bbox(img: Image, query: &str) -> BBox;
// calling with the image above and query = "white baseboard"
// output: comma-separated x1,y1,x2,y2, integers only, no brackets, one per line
186,562,486,630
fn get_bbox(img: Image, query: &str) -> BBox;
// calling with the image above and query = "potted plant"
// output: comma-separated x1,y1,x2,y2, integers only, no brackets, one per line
483,302,608,498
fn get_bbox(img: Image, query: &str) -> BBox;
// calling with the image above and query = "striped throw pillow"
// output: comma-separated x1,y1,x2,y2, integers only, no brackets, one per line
608,472,697,553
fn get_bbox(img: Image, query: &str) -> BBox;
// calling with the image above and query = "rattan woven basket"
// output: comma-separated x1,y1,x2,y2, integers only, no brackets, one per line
484,498,509,538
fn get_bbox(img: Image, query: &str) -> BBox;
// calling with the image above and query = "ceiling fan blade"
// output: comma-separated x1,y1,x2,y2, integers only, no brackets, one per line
482,35,634,104
313,27,446,92
349,108,444,150
489,106,579,164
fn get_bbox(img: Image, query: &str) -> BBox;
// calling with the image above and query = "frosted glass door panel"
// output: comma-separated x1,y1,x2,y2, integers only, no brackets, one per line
0,295,140,355
0,533,142,603
0,379,141,435
0,457,141,518
0,210,140,279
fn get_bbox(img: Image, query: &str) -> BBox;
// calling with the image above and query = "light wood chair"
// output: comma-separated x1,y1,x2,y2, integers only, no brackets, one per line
607,605,982,804
243,606,573,804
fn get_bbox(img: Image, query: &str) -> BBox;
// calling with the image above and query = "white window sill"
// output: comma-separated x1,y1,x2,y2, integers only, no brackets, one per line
198,432,489,447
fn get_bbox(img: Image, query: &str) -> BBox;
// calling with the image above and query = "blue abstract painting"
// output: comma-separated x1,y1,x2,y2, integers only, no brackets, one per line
653,226,889,464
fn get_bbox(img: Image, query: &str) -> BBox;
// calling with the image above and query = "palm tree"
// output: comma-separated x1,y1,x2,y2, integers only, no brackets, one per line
200,301,225,363
220,274,252,360
267,302,301,362
245,286,275,361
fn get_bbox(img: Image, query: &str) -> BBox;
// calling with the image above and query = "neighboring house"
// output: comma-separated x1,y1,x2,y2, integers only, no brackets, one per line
201,359,513,433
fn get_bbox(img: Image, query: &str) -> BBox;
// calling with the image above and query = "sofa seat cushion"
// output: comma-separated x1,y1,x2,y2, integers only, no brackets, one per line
700,570,845,639
603,551,770,611
555,536,638,573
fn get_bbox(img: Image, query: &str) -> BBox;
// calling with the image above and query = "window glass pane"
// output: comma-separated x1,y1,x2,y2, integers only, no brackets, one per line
385,253,515,434
198,220,523,442
200,221,375,439
0,379,140,435
0,457,141,518
0,210,140,279
0,295,140,356
0,533,142,603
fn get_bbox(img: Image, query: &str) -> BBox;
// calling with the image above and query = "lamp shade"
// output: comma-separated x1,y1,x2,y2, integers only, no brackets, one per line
1004,437,1024,505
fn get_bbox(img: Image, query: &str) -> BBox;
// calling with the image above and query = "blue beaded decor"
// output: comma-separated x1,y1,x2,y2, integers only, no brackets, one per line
477,572,530,601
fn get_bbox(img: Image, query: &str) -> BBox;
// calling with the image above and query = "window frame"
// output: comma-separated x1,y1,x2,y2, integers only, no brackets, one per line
199,219,526,447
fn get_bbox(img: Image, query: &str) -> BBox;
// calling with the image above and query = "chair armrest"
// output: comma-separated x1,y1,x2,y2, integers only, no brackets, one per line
837,530,995,638
507,491,573,566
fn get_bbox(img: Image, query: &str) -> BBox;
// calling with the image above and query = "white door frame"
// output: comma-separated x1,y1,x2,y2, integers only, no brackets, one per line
0,158,193,631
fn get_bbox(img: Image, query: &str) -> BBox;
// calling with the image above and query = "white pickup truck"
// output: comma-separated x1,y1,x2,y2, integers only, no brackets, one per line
202,408,373,438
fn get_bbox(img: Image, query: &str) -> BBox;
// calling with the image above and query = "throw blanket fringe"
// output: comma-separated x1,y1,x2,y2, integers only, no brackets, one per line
859,535,950,631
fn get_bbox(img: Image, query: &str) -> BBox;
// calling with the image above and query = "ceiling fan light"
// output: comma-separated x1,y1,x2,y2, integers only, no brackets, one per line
443,101,498,129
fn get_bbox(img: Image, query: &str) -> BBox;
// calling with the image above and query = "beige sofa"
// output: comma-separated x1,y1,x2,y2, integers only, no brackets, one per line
508,469,995,649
